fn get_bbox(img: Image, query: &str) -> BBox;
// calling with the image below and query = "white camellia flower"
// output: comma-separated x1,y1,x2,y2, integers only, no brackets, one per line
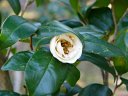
50,33,83,64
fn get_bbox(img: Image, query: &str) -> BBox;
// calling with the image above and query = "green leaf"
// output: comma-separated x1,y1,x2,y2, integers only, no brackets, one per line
87,7,114,32
82,34,124,57
0,90,20,96
0,15,38,50
113,0,128,22
25,48,69,95
118,11,128,31
94,0,110,7
80,52,116,76
60,19,83,28
1,51,33,71
7,0,21,15
78,83,113,96
35,21,73,49
37,21,72,37
73,25,104,38
66,65,80,86
35,0,49,6
121,77,128,90
114,23,128,75
69,0,79,12
113,56,128,75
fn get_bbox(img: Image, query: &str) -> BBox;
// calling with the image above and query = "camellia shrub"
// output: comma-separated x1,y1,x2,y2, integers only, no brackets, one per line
0,0,128,96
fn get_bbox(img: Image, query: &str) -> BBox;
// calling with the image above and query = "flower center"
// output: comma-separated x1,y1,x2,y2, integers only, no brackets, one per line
60,39,73,54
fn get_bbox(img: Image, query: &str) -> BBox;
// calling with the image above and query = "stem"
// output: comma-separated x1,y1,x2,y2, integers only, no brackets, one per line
21,0,34,17
111,0,118,42
77,12,88,25
101,70,109,86
113,76,123,95
30,34,34,51
5,47,11,59
20,0,34,51
23,85,28,95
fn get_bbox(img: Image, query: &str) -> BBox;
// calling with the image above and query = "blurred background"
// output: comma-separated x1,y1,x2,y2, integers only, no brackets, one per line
0,0,128,95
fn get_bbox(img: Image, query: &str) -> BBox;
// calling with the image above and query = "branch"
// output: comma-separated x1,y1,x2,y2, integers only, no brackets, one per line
21,0,34,17
113,76,123,95
111,0,118,43
30,34,34,51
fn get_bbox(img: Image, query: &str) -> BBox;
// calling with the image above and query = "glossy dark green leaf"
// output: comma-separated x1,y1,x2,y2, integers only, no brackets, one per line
35,21,73,49
74,25,104,38
37,21,72,37
7,0,21,15
25,48,69,95
69,0,79,12
80,52,116,76
87,7,114,32
0,90,20,96
78,83,113,96
94,0,110,7
121,77,128,90
82,34,124,57
66,65,80,86
0,15,38,50
60,19,83,28
113,0,128,22
1,51,33,71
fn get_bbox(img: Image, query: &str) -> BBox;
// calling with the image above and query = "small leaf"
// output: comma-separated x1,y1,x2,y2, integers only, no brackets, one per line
66,65,80,86
87,7,114,32
0,90,20,96
7,0,21,15
78,83,113,96
80,52,116,76
25,48,69,95
1,51,33,71
69,0,79,12
0,15,38,49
